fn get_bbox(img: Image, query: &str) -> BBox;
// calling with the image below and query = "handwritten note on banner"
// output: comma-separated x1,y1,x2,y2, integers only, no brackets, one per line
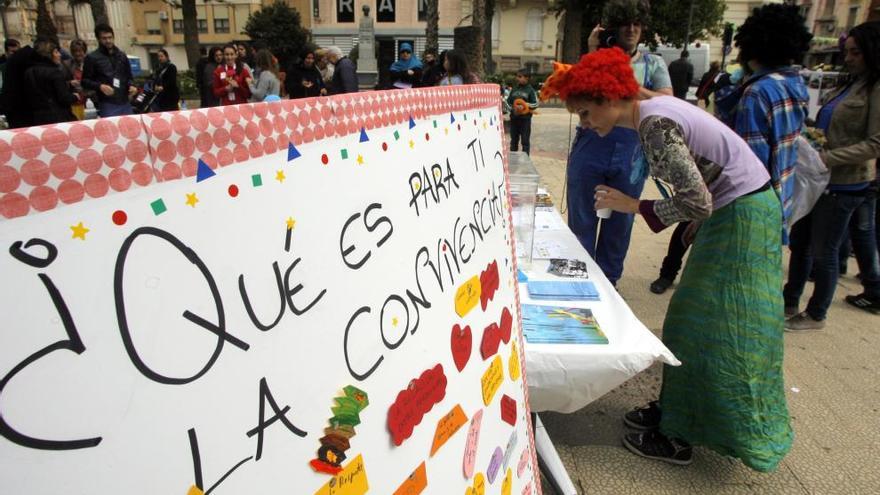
0,86,540,494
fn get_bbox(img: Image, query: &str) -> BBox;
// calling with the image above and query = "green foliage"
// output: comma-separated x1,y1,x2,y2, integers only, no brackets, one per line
244,0,309,69
177,69,198,99
645,0,726,48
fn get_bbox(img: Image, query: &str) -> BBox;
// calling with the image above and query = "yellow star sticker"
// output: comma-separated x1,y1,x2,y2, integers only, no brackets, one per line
356,154,364,165
392,317,399,327
413,181,421,191
286,217,296,230
483,121,488,129
70,222,89,240
275,170,286,183
444,127,449,135
409,139,415,149
185,192,199,208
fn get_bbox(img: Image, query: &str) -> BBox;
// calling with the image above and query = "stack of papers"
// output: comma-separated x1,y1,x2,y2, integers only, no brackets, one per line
527,280,599,301
521,305,609,344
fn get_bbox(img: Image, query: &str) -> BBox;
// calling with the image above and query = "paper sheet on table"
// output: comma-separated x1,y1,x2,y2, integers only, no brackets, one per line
532,239,566,259
535,210,567,231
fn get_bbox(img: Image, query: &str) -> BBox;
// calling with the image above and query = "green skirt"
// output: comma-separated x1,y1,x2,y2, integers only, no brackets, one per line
659,188,792,472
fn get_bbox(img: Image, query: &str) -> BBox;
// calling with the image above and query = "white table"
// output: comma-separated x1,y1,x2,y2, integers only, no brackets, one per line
521,206,678,495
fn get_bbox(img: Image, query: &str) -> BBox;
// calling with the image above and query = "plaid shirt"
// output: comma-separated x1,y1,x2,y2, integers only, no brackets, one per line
732,69,809,241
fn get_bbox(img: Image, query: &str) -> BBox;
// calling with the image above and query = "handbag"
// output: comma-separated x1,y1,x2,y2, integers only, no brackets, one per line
788,135,831,228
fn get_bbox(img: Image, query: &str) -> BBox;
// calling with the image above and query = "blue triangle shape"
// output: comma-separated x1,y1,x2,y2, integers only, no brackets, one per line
359,127,369,143
409,116,416,129
196,159,216,182
287,142,301,161
450,113,456,123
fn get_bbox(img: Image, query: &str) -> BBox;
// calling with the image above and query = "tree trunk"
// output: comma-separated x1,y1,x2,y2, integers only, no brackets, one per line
562,3,585,63
36,0,59,43
425,0,439,56
181,0,201,70
89,0,109,26
470,0,485,78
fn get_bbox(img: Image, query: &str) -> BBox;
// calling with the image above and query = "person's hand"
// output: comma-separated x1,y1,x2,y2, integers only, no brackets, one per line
587,24,605,52
594,185,639,214
682,221,702,247
228,79,239,89
155,85,163,92
319,88,327,96
245,77,254,85
128,86,137,97
303,80,313,88
99,84,114,96
70,80,81,89
407,69,414,76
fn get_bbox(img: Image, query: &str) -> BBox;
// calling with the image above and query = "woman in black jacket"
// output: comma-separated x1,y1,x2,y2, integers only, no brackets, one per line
25,39,76,125
150,49,179,112
286,50,326,99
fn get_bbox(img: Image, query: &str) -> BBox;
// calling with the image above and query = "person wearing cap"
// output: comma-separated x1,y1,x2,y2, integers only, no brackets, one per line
541,47,791,471
389,42,423,89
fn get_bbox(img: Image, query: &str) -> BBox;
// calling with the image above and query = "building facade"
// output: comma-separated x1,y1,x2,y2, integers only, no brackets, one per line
796,0,873,66
491,0,559,74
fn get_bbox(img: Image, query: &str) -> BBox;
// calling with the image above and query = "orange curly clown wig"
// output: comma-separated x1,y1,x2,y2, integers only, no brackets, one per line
540,47,639,102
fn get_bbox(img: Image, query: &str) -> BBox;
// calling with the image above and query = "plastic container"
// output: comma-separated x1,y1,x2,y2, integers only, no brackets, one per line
508,151,540,270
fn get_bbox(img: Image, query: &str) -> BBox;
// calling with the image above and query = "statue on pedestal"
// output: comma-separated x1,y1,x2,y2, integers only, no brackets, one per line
356,4,378,86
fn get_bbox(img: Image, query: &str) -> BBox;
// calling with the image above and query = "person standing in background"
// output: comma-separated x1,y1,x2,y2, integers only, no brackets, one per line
667,50,694,100
0,38,21,91
202,47,223,108
315,48,335,88
438,50,472,86
507,68,539,154
1,42,35,128
25,39,76,125
327,46,358,95
150,49,179,112
247,49,281,102
389,42,422,89
82,23,137,117
213,44,252,105
695,61,721,108
66,39,89,120
286,49,326,99
194,46,208,108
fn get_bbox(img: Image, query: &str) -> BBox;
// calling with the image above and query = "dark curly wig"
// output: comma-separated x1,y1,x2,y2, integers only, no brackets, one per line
734,4,812,68
602,0,651,29
848,21,880,87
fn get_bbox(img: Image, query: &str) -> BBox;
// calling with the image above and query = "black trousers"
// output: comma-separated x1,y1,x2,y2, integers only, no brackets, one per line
509,116,532,154
659,221,691,281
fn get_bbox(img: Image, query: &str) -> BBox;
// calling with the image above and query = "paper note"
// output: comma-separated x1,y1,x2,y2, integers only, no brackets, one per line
187,486,204,495
455,276,482,317
462,409,484,478
487,447,503,484
480,322,502,360
393,462,427,495
501,468,512,495
464,473,486,495
517,448,530,478
479,260,500,310
532,239,566,259
508,341,521,381
480,356,504,406
430,404,468,456
451,324,473,372
500,395,517,426
388,365,448,446
313,454,369,495
499,307,512,344
502,430,518,470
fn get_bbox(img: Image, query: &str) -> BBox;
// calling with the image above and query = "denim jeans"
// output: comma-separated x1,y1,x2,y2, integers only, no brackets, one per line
783,190,880,320
566,126,645,284
98,101,133,117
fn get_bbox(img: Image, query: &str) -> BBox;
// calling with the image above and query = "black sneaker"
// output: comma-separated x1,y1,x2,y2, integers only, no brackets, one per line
622,431,693,466
845,293,880,315
649,277,674,294
623,401,661,430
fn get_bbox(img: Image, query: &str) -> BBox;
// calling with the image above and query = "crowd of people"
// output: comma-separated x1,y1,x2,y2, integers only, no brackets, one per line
541,0,879,473
0,24,488,128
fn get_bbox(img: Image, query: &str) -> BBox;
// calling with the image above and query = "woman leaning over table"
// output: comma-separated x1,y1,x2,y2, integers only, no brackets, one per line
540,48,791,470
784,21,880,328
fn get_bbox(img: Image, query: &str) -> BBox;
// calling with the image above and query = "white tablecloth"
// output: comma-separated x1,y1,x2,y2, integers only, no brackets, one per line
523,207,679,413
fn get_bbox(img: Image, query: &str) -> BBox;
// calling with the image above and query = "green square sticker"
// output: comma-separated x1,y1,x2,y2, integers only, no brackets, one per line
150,199,167,216
341,149,349,159
393,130,400,140
433,120,438,128
251,174,263,187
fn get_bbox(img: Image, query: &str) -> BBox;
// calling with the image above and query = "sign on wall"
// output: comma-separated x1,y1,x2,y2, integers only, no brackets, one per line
0,87,540,494
337,0,355,22
377,0,396,22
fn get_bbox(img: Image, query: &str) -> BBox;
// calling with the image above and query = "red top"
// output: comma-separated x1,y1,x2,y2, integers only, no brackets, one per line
212,64,252,105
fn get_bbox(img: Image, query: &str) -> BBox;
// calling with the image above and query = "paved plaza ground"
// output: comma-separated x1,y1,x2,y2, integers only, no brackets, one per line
525,107,880,494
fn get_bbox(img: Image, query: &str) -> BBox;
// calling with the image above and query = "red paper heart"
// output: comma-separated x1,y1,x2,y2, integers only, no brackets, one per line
480,322,502,360
480,260,500,311
451,324,473,372
500,394,517,426
387,365,447,446
499,307,513,344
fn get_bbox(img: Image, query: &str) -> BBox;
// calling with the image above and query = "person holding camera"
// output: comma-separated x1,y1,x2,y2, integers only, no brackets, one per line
565,0,672,287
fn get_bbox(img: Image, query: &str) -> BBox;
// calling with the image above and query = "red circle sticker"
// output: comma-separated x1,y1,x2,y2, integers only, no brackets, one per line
228,184,239,197
112,210,128,225
321,154,329,165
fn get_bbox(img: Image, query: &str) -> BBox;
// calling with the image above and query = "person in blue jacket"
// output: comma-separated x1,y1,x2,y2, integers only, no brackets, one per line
567,0,672,286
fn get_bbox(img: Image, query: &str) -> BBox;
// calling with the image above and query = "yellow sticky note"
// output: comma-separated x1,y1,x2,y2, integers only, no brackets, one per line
314,454,369,495
501,468,512,495
430,404,468,456
481,355,504,406
187,486,204,495
454,276,481,317
464,472,486,495
393,461,427,495
508,341,521,381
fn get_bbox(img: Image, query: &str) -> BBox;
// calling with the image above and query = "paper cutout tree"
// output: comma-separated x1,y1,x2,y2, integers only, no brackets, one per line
310,385,369,475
